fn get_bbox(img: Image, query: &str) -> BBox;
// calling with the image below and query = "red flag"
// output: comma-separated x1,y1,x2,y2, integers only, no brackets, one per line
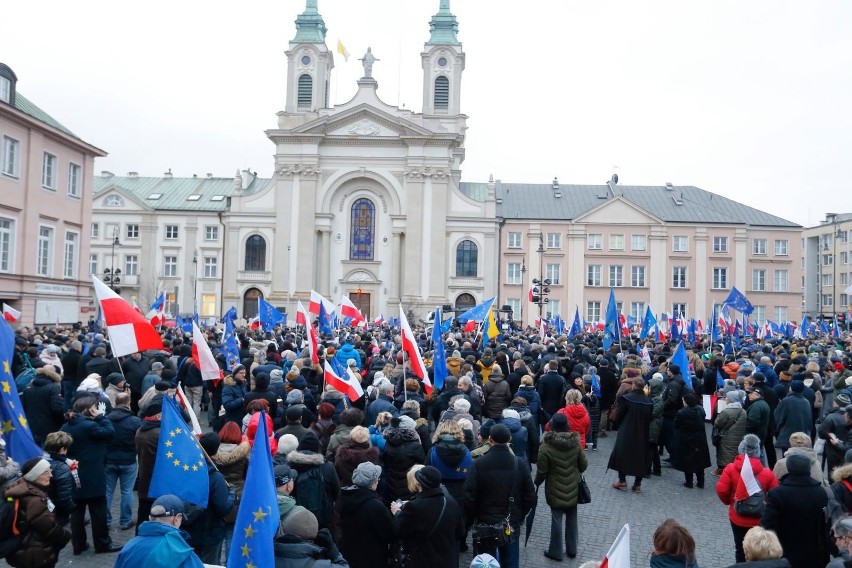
323,362,364,402
463,320,476,333
92,276,163,357
399,306,432,394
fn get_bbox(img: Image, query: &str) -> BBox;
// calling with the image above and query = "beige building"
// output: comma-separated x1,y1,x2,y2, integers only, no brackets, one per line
0,63,106,325
802,212,852,323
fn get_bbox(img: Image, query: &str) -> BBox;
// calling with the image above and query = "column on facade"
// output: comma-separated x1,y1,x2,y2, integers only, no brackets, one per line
402,175,424,300
319,228,332,297
734,228,748,292
390,230,403,303
694,229,708,318
567,226,586,321
649,228,668,314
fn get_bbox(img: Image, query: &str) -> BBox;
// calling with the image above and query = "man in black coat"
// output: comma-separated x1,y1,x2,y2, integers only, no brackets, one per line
597,359,619,436
660,364,687,463
21,365,65,447
464,424,535,568
753,372,780,469
536,360,565,425
61,340,84,411
104,392,142,530
85,347,120,389
121,352,150,414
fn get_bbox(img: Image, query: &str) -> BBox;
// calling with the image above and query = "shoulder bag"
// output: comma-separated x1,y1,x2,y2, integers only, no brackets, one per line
472,459,519,552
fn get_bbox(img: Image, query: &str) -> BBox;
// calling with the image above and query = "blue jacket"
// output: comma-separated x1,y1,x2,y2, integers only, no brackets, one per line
182,469,235,546
334,344,361,370
502,417,529,464
756,363,779,387
513,386,541,419
221,376,248,425
114,521,204,568
365,395,398,426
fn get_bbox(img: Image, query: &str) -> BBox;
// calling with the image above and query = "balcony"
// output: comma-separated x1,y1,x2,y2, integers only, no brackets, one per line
449,276,484,290
238,270,272,284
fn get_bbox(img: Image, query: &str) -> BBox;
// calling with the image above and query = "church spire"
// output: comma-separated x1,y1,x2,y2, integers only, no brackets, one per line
426,0,460,45
293,0,327,43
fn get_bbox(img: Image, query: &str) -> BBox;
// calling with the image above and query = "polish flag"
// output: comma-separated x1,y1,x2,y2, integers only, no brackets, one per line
399,306,432,394
191,321,222,381
147,292,166,326
340,296,366,325
2,303,21,323
373,314,384,325
528,287,534,302
131,300,143,316
249,315,261,330
296,300,308,327
175,382,203,436
657,327,667,343
463,320,476,332
308,290,335,316
323,361,364,402
600,524,630,568
92,276,163,357
619,313,629,337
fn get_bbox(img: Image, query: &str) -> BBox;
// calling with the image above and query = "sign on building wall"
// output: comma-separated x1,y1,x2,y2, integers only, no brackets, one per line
35,300,81,324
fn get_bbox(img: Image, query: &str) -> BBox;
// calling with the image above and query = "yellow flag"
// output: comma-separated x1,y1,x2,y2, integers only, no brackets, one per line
337,40,350,63
484,307,499,340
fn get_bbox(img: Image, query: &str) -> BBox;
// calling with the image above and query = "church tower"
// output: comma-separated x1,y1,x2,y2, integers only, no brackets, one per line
284,0,333,113
421,0,465,116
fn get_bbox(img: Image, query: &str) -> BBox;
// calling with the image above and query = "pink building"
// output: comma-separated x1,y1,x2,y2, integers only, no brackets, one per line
0,63,106,326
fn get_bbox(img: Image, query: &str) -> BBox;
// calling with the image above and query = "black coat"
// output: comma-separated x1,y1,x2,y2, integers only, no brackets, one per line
85,356,120,387
106,407,142,465
673,405,712,472
537,371,565,418
20,374,64,445
339,486,393,568
723,560,791,568
395,486,465,568
761,472,829,568
662,375,686,418
463,444,535,527
607,392,653,476
382,427,425,501
60,349,83,384
60,412,115,499
597,367,619,412
121,356,151,394
46,452,76,523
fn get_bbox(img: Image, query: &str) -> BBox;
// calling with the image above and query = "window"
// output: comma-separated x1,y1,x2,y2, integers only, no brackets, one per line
67,163,81,197
434,76,449,110
587,264,601,286
88,253,97,276
165,225,178,240
37,226,53,276
165,293,176,317
163,256,177,278
547,232,561,249
455,240,478,277
712,267,728,289
63,232,78,279
672,303,687,318
297,74,312,110
753,306,766,325
842,293,849,306
0,76,9,103
548,300,561,319
713,236,728,253
774,269,788,292
147,193,162,201
842,273,849,286
0,218,13,273
609,265,623,287
752,269,766,292
124,255,138,276
546,263,561,285
211,195,225,202
587,234,602,250
201,294,217,317
774,306,787,323
609,234,624,251
823,294,833,307
824,254,834,266
753,239,767,255
126,224,139,239
41,153,56,189
630,302,646,320
774,239,788,256
245,235,267,271
672,266,687,288
350,198,375,260
507,232,521,248
91,223,99,238
627,265,644,288
186,195,201,201
103,194,124,207
506,298,520,320
672,235,688,252
587,301,601,322
203,257,218,278
205,226,219,241
507,262,522,285
631,234,646,251
1,136,20,177
842,252,848,265
822,274,833,287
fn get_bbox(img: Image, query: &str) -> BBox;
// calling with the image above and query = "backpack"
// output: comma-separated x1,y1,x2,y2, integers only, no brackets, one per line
0,494,24,559
14,354,36,391
293,466,331,525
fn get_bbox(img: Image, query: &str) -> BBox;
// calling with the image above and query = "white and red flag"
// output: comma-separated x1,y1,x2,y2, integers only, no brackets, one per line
323,361,364,402
339,296,366,325
147,292,166,326
600,523,630,568
191,321,222,381
174,382,203,436
92,276,163,357
399,306,432,394
2,303,21,323
308,290,335,316
296,301,308,327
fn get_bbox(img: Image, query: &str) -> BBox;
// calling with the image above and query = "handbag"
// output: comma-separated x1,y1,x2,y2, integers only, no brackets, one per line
577,476,591,505
473,460,519,552
388,492,447,568
711,427,722,447
734,490,765,518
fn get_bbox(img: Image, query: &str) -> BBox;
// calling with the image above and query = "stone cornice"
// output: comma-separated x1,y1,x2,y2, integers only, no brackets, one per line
404,167,450,179
277,164,321,177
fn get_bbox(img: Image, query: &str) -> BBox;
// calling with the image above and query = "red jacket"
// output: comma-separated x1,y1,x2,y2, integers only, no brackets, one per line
715,454,779,527
549,404,591,448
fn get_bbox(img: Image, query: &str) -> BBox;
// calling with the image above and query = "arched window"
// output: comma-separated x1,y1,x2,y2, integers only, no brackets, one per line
103,194,124,207
455,293,476,311
244,235,266,271
350,198,375,260
434,76,449,110
243,288,263,319
455,240,478,277
298,74,312,110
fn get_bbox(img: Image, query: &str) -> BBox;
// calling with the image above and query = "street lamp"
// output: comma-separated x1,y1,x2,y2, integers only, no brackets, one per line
192,250,198,314
530,237,551,320
103,228,121,294
520,257,526,324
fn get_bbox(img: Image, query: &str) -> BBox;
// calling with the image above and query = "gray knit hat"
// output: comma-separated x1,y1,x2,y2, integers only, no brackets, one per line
738,433,762,458
351,462,382,488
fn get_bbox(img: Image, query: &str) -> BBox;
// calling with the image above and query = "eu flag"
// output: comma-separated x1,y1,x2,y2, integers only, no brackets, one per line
639,306,656,340
148,396,209,507
670,341,693,389
432,308,448,390
0,321,42,463
723,286,754,315
227,411,278,568
602,288,620,351
258,297,286,329
221,318,240,371
569,306,582,338
318,301,334,336
220,306,238,324
456,297,496,323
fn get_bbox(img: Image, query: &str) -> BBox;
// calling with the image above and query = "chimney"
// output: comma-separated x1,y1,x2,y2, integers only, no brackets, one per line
206,173,213,178
665,182,674,191
240,169,255,190
164,168,173,179
127,171,138,178
100,171,114,177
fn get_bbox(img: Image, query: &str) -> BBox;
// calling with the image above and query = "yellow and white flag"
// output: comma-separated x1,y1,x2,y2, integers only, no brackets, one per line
337,40,350,62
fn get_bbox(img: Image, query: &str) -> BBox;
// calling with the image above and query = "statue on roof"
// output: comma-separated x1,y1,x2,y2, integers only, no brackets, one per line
359,47,379,78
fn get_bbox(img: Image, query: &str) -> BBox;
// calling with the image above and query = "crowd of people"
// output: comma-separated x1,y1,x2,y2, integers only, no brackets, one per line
2,318,852,567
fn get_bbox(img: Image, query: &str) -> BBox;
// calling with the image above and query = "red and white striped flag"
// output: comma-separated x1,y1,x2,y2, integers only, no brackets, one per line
191,321,222,381
308,290,335,316
175,382,203,436
92,276,163,357
340,296,366,325
600,523,630,568
323,361,364,402
399,306,432,394
299,300,318,365
296,300,308,327
3,303,21,323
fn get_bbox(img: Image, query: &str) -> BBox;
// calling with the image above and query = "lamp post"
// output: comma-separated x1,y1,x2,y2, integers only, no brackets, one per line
103,228,121,294
530,236,551,320
287,245,292,317
192,250,198,316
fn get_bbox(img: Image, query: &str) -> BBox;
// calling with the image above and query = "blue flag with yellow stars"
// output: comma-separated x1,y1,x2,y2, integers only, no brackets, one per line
148,396,209,507
0,321,42,463
227,410,278,568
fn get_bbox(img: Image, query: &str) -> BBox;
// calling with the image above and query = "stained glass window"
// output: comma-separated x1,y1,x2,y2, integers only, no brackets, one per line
350,198,375,260
456,240,478,277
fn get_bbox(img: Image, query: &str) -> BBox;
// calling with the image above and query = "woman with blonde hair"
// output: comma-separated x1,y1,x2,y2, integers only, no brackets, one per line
369,411,392,454
723,526,789,567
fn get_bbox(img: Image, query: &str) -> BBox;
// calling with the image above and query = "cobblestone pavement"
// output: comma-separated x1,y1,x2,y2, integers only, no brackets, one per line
4,423,736,568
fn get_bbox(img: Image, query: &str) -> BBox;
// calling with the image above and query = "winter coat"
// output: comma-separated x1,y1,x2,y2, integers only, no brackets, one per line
446,357,465,378
243,388,279,422
502,416,529,466
597,366,620,413
429,388,463,423
309,419,337,457
746,398,771,441
649,383,665,444
761,469,829,568
830,463,852,512
221,375,248,425
714,403,748,469
3,478,71,568
121,356,151,394
649,555,699,568
182,468,235,547
463,444,536,526
106,406,143,465
773,393,812,450
553,403,591,448
534,430,588,509
606,392,653,477
366,395,399,426
334,441,380,487
514,385,541,418
773,446,823,484
114,521,204,568
272,534,350,568
368,425,387,455
45,452,75,523
674,404,712,473
537,371,566,419
477,355,496,383
326,424,355,462
715,454,779,528
338,486,393,568
381,427,425,501
509,402,540,464
212,441,250,497
723,560,790,568
427,434,472,508
394,486,465,568
482,370,511,419
334,344,362,370
662,374,687,418
60,411,114,499
20,368,64,445
820,407,850,468
287,449,341,529
135,419,161,500
246,412,278,455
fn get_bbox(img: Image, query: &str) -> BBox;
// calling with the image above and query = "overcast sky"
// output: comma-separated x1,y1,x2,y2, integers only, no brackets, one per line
5,0,851,227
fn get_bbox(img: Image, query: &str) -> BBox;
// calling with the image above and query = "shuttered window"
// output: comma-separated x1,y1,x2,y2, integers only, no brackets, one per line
434,76,449,110
297,74,312,110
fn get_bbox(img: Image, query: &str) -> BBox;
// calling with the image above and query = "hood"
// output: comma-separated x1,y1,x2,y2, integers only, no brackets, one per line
340,485,378,514
479,355,496,367
543,430,581,451
502,417,522,433
384,426,420,445
564,404,589,421
509,404,532,421
287,450,325,470
321,390,345,402
35,366,61,382
138,419,161,433
833,463,852,483
273,538,324,559
446,357,464,371
277,494,299,519
224,375,244,387
784,447,816,461
488,370,505,382
4,478,46,499
649,380,664,397
434,435,467,467
336,442,376,463
213,441,251,466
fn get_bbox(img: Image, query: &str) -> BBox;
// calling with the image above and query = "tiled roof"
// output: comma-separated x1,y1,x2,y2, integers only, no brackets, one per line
92,175,271,212
494,182,800,228
14,93,78,138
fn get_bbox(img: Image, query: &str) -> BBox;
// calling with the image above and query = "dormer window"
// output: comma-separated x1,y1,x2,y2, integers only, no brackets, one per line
0,63,17,106
103,194,124,207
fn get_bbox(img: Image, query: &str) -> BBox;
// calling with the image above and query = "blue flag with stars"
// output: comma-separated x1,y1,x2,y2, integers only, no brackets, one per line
569,306,582,337
670,341,693,389
148,396,209,507
0,321,42,463
431,307,448,390
227,411,278,568
221,318,240,371
220,306,238,324
602,288,620,351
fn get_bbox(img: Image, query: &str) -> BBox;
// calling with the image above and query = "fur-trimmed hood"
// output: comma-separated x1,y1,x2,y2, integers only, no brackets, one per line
832,462,852,482
213,441,250,466
224,374,245,387
383,426,421,445
321,390,345,403
287,450,325,468
543,430,581,451
35,365,61,383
